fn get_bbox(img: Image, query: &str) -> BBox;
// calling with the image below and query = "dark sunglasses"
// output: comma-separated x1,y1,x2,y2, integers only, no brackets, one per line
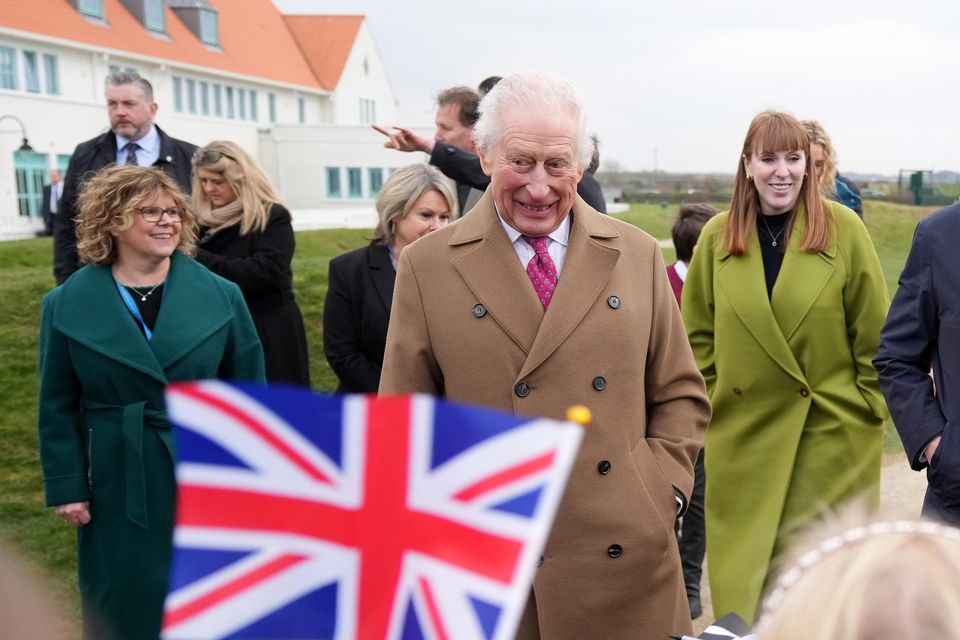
195,149,238,165
135,206,183,222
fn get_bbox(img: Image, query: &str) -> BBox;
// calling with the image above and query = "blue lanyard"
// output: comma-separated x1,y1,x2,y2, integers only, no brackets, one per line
113,278,154,342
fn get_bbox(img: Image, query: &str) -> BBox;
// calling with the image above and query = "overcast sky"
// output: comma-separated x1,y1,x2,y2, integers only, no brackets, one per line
275,0,958,175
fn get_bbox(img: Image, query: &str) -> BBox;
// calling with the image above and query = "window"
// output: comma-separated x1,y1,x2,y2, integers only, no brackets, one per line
249,90,258,122
43,54,58,95
0,47,15,90
237,88,246,120
199,9,219,46
186,78,196,114
368,168,384,197
57,154,71,175
325,167,341,198
212,83,222,117
359,98,376,124
268,93,276,123
347,168,362,198
173,76,183,113
199,81,209,115
22,51,39,93
225,86,235,119
297,97,305,124
14,151,47,219
77,0,103,18
109,64,137,75
144,0,165,32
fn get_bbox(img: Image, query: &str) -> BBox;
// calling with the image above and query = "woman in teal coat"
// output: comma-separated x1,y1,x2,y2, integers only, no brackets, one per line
681,111,889,622
38,165,265,639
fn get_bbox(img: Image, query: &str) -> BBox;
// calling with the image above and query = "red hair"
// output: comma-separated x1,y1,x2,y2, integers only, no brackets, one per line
725,111,833,255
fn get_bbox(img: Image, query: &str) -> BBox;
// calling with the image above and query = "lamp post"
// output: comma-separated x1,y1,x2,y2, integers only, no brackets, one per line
0,114,35,152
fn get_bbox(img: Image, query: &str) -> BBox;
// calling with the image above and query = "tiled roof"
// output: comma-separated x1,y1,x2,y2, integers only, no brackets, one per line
0,0,362,91
283,15,363,91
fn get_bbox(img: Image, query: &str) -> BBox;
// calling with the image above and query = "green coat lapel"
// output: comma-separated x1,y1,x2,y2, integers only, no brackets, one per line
53,264,167,384
150,253,233,369
770,207,838,342
519,198,619,380
715,222,806,385
449,192,544,354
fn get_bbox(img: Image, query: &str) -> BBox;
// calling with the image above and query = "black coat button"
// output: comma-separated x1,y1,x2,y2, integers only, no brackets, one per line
515,382,530,398
592,376,606,391
597,460,612,475
733,387,743,395
607,295,621,309
607,544,623,558
472,303,487,318
800,388,809,397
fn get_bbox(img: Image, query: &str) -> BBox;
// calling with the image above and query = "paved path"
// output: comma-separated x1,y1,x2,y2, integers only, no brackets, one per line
691,452,927,634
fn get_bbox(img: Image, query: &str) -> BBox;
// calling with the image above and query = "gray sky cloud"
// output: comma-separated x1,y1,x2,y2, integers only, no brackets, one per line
275,0,958,174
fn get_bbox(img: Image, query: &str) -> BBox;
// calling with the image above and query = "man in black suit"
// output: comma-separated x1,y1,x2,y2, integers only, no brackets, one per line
53,71,196,284
372,84,607,214
875,202,960,525
39,169,63,236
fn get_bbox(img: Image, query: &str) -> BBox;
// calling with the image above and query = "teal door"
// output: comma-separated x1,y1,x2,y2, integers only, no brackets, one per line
14,151,47,219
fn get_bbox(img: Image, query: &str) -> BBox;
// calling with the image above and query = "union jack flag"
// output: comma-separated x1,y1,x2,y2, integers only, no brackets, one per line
161,381,583,640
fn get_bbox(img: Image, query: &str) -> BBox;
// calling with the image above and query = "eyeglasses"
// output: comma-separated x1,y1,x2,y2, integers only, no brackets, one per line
135,206,183,222
195,149,238,165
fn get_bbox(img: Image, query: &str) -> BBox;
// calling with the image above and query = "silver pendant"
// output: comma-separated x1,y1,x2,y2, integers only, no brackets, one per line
772,240,778,247
140,295,148,302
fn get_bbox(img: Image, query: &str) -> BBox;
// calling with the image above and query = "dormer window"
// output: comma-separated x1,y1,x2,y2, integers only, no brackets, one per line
144,0,165,32
199,9,219,46
118,0,166,33
169,1,220,49
76,0,104,18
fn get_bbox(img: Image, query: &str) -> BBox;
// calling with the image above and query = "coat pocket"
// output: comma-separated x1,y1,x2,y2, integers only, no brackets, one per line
928,422,959,508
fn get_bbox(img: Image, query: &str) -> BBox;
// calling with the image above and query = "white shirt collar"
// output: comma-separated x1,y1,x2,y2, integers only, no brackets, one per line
495,203,571,247
674,260,688,282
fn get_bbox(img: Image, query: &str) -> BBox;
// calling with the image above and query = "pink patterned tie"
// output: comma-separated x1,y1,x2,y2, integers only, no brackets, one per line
523,235,558,309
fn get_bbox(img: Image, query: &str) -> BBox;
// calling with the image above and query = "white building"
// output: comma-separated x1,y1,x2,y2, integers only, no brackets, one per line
0,0,413,238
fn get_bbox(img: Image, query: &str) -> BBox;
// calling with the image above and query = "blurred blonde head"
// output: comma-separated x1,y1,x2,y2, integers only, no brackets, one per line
758,515,960,640
75,165,196,265
802,120,838,200
191,140,285,235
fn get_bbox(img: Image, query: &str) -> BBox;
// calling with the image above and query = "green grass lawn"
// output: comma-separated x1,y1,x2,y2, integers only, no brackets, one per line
0,200,937,627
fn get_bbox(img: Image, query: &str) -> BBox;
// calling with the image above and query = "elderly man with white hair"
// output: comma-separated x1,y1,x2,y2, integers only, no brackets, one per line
380,70,709,639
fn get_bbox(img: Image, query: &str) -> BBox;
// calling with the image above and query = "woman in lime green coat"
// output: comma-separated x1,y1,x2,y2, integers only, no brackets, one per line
38,166,265,639
681,111,889,622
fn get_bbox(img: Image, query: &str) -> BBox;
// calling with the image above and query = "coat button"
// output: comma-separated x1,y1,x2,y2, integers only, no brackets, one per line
472,303,487,318
592,376,606,391
607,295,621,309
597,460,612,475
733,387,743,395
800,388,809,397
515,382,530,398
607,544,623,558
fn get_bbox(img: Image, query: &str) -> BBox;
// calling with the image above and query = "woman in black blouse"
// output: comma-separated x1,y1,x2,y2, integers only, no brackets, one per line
192,141,310,386
323,163,457,392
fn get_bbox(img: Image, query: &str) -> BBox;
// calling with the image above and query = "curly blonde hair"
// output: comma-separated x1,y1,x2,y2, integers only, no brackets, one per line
75,165,196,265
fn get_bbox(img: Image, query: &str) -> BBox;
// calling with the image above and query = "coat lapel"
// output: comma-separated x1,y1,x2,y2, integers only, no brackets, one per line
53,264,167,384
770,206,837,342
449,192,544,354
518,198,620,380
367,243,396,314
715,227,806,385
150,253,233,369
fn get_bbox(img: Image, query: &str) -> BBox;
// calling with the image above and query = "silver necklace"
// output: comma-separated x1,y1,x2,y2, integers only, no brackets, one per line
125,282,162,302
760,217,787,247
